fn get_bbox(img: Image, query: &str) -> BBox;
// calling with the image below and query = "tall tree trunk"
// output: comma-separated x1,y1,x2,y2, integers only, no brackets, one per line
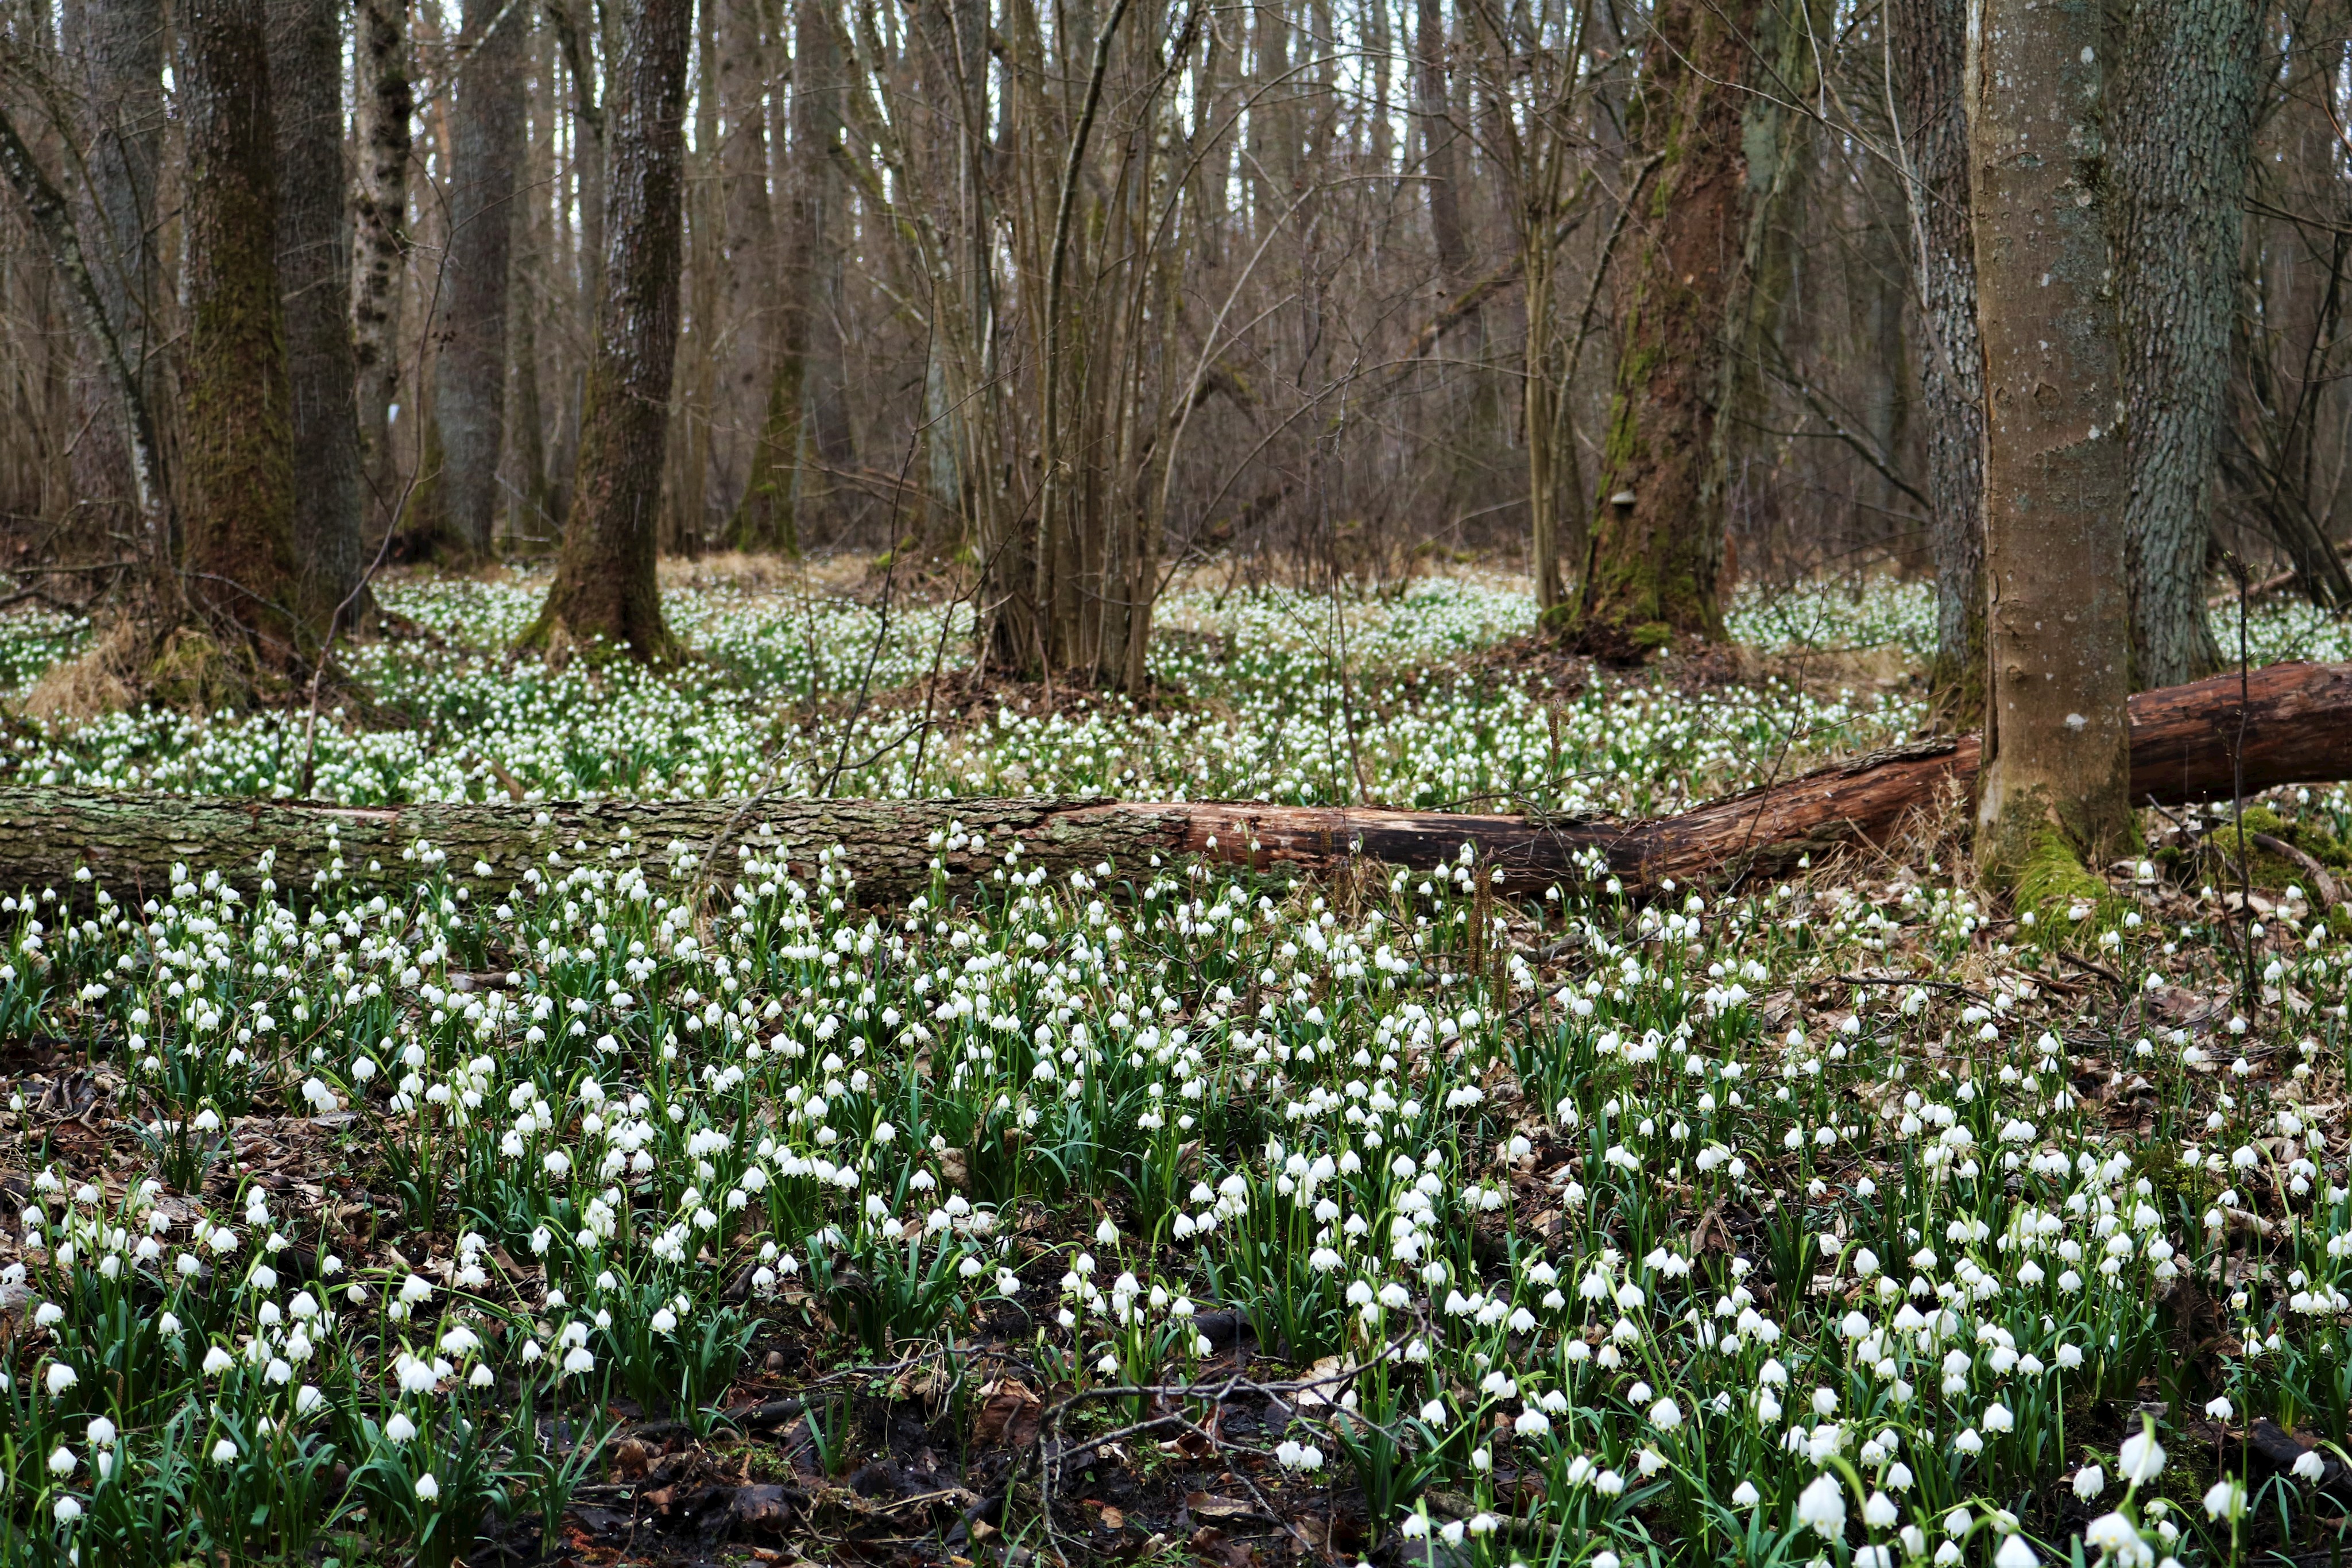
1889,0,1984,726
523,0,694,662
1570,0,1747,657
61,0,165,559
350,0,410,539
1967,0,2133,878
433,0,528,556
270,0,373,636
179,0,308,679
732,0,832,552
1415,0,1465,280
707,0,772,528
2110,0,2256,687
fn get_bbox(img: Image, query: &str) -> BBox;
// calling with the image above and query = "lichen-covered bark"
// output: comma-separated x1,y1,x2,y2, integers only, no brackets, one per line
1571,0,1750,657
1889,0,1984,727
11,661,2349,906
270,0,372,636
2109,0,2256,687
524,0,692,662
1967,0,2134,873
179,0,307,676
434,0,528,557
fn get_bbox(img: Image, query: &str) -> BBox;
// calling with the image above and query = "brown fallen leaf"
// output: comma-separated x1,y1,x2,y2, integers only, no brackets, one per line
1100,1505,1125,1531
1184,1491,1259,1520
973,1377,1044,1447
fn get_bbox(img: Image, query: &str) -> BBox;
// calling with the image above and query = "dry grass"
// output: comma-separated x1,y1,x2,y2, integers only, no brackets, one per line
18,616,139,723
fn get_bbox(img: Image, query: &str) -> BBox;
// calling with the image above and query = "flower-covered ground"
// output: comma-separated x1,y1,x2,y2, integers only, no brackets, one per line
2,563,2351,1567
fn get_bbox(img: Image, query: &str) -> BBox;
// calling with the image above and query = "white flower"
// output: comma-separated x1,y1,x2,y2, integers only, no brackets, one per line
211,1438,239,1464
1995,1535,2040,1568
2084,1512,2152,1566
415,1472,441,1503
1731,1481,1759,1508
1863,1490,1898,1528
47,1446,76,1477
1795,1472,1845,1539
44,1362,78,1397
2074,1465,2106,1500
1649,1397,1682,1431
2294,1448,2328,1484
2204,1396,2233,1422
1514,1407,1550,1436
2202,1479,2246,1521
2118,1428,2166,1483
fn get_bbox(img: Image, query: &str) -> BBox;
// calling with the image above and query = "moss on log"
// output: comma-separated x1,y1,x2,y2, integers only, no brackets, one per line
5,662,2350,907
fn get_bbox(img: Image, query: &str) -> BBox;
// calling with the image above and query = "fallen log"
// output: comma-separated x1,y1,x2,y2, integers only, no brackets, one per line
3,661,2350,906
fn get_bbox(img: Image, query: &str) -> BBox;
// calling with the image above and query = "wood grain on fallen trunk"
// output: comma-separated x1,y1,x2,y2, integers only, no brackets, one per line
4,661,2350,905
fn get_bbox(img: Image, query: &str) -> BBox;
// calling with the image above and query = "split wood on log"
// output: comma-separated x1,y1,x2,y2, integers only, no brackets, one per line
3,661,2350,907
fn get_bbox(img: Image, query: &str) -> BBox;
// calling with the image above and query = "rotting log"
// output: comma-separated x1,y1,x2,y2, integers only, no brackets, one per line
4,661,2351,907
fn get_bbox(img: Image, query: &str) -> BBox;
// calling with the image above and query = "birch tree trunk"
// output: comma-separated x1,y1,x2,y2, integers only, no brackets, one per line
1889,0,1984,726
270,0,373,634
434,0,528,558
2109,0,2257,687
1966,0,2134,876
522,0,694,662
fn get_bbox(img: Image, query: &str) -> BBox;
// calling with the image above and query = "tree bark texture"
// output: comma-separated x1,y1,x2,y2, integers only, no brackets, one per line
179,0,307,674
1966,0,2134,872
9,661,2350,907
706,0,773,527
2109,0,2256,688
61,0,166,552
433,0,529,557
1572,0,1749,656
1889,0,1985,727
350,0,412,539
524,0,693,662
730,0,831,552
269,0,372,634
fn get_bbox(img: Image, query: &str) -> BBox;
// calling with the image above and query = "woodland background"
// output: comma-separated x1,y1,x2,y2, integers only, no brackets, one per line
0,0,2345,697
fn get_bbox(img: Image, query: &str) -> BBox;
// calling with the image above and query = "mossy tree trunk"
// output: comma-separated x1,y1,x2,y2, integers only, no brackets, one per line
1889,0,1985,729
179,0,310,683
1569,0,1750,658
522,0,693,663
1967,0,2136,879
270,0,374,637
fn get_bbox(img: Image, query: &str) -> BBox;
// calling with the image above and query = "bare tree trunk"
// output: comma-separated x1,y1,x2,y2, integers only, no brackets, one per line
433,0,528,556
1889,0,1984,726
1570,0,1748,656
350,0,411,539
270,0,373,635
707,0,772,528
177,0,310,687
732,0,830,552
523,0,694,662
2110,0,2256,687
1967,0,2134,876
61,0,165,557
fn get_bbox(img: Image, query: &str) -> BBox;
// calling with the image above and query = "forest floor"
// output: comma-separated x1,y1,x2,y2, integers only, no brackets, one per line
3,562,2352,1567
